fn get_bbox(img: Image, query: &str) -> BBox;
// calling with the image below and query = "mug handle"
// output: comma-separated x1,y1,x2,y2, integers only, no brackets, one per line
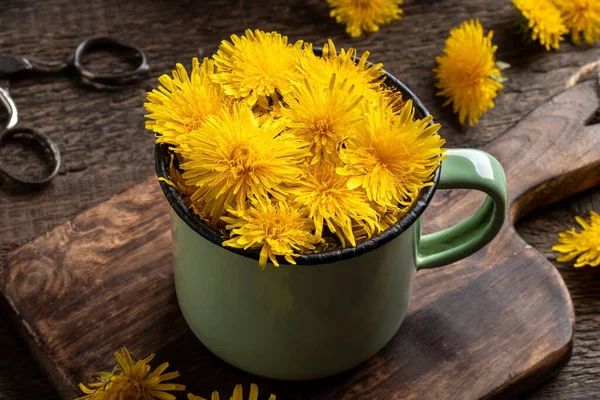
416,149,508,270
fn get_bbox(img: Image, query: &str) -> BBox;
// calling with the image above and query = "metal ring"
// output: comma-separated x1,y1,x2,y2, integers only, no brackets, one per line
0,127,61,185
72,37,150,90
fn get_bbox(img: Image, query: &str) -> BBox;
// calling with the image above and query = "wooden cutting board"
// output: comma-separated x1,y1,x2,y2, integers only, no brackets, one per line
1,80,599,400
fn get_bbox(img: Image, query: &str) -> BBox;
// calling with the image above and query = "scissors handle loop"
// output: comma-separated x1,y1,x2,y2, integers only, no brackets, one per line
0,126,61,185
73,37,150,90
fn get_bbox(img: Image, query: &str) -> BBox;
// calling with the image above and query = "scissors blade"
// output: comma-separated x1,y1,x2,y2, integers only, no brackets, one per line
0,87,18,129
0,55,32,78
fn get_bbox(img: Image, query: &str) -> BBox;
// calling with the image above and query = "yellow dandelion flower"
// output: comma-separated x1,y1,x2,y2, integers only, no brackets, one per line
337,99,445,208
145,58,230,146
178,103,311,223
350,198,415,243
371,196,418,232
212,29,304,106
434,19,504,126
222,200,319,268
188,383,276,400
380,87,406,116
351,222,370,244
326,0,403,38
282,75,363,164
299,40,385,104
552,211,600,267
513,0,568,50
291,162,379,247
77,347,185,400
555,0,600,45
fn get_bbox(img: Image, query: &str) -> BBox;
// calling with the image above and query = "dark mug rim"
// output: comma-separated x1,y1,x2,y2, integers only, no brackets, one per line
154,48,441,266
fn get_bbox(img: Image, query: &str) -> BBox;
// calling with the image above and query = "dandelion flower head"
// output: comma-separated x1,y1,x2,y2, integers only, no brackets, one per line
145,58,230,146
553,210,600,267
326,0,404,38
282,75,364,164
222,200,320,268
291,162,380,247
178,103,310,223
512,0,568,50
434,19,504,126
555,0,600,45
77,347,185,400
299,40,385,105
337,98,445,208
212,29,304,106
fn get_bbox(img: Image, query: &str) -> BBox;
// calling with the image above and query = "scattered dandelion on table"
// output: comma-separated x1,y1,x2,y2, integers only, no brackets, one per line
78,348,273,400
434,19,505,126
512,0,568,50
326,0,404,38
555,0,600,46
553,211,600,267
77,347,185,400
188,383,275,400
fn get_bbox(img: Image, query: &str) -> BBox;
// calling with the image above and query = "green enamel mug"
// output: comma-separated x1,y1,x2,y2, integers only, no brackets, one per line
155,69,508,381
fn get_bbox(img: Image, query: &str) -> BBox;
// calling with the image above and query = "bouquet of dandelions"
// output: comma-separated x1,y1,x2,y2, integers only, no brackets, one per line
145,29,446,269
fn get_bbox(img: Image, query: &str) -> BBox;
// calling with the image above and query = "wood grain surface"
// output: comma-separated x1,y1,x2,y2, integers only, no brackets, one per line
2,78,599,400
0,0,599,399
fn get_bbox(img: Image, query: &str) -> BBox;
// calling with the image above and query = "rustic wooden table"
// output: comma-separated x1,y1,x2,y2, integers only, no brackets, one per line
0,0,598,398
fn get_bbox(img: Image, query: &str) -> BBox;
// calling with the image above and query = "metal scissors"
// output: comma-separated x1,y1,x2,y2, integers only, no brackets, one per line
0,37,149,185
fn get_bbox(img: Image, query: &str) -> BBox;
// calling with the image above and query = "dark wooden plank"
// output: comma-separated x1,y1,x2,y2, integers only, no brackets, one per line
2,78,599,399
1,0,600,399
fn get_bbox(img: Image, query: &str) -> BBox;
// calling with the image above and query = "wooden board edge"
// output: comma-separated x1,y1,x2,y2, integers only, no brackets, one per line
0,289,77,399
485,340,573,400
0,177,160,399
511,162,600,224
483,257,575,400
